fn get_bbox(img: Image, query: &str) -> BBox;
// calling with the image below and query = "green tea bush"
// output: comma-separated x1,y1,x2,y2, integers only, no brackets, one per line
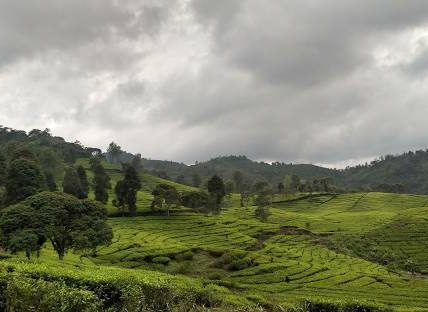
152,256,171,265
3,274,102,311
175,251,194,261
293,300,391,312
173,262,192,274
212,251,252,271
207,249,224,258
208,272,222,280
0,261,251,312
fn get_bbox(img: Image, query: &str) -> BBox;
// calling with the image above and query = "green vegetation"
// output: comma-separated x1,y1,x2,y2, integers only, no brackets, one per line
144,152,428,195
3,191,428,310
3,126,428,311
113,164,142,216
81,192,428,311
0,192,112,260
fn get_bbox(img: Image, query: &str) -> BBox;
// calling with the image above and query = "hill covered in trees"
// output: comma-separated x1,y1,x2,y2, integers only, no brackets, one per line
3,125,428,310
143,155,339,188
4,127,428,194
144,152,428,195
3,125,428,195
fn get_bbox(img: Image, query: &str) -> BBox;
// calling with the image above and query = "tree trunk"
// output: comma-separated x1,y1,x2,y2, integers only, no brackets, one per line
52,239,66,261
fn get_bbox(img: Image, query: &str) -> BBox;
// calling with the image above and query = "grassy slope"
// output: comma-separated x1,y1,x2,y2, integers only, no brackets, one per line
76,158,197,215
84,192,428,311
3,159,428,310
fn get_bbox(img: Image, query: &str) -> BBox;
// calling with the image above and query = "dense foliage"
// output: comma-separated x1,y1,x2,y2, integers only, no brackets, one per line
90,157,111,204
151,184,180,216
0,192,113,260
114,164,142,216
2,125,428,310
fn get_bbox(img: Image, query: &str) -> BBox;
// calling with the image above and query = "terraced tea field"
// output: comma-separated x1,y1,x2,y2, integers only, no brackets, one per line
81,192,428,311
76,158,197,215
4,162,428,311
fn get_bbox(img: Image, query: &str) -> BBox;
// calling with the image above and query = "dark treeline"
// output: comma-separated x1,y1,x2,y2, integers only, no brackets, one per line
142,152,428,195
0,126,112,260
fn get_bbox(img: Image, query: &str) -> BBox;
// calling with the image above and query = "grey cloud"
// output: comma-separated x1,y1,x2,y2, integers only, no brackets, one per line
401,37,428,76
2,1,428,166
0,0,171,68
192,0,428,87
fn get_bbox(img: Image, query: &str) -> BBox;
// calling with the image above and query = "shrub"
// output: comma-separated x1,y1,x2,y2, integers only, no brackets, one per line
255,206,271,221
208,272,222,280
208,249,224,258
229,258,252,271
173,262,191,274
175,251,194,261
211,251,252,271
4,275,102,311
294,300,391,312
152,256,171,265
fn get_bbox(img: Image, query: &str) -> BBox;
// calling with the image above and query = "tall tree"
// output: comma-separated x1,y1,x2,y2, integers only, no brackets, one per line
0,202,45,259
89,156,102,171
91,162,110,204
290,175,301,193
207,175,226,211
44,171,57,191
254,185,272,221
107,142,122,164
76,165,89,198
37,148,63,177
0,151,7,186
131,153,143,171
114,165,141,216
151,184,179,216
277,182,285,194
123,165,141,216
233,171,244,193
4,156,45,205
113,180,126,215
240,191,252,208
192,173,202,187
0,192,113,260
63,167,84,199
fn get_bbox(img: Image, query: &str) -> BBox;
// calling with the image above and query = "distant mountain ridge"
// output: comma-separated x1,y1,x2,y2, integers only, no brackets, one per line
2,125,428,194
144,152,428,194
143,155,340,188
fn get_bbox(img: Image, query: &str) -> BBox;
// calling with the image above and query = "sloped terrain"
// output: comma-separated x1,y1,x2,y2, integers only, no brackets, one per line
74,192,428,311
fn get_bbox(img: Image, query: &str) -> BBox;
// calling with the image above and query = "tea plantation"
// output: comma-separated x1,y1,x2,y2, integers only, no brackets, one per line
2,162,428,311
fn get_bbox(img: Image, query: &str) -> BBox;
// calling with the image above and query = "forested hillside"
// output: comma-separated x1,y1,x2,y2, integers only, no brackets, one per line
145,152,428,195
3,126,428,310
3,126,428,195
339,151,428,193
143,155,340,188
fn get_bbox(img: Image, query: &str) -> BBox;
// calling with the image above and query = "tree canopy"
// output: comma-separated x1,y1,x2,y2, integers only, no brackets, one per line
63,167,85,199
207,175,226,211
114,165,141,216
151,184,180,216
90,158,110,204
4,149,46,205
0,192,113,260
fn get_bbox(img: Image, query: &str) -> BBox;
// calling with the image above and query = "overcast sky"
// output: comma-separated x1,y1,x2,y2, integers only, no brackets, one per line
2,1,428,167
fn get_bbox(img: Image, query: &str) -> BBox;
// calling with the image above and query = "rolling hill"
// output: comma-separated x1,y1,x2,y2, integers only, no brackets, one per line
145,151,428,195
2,191,428,311
3,126,428,310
